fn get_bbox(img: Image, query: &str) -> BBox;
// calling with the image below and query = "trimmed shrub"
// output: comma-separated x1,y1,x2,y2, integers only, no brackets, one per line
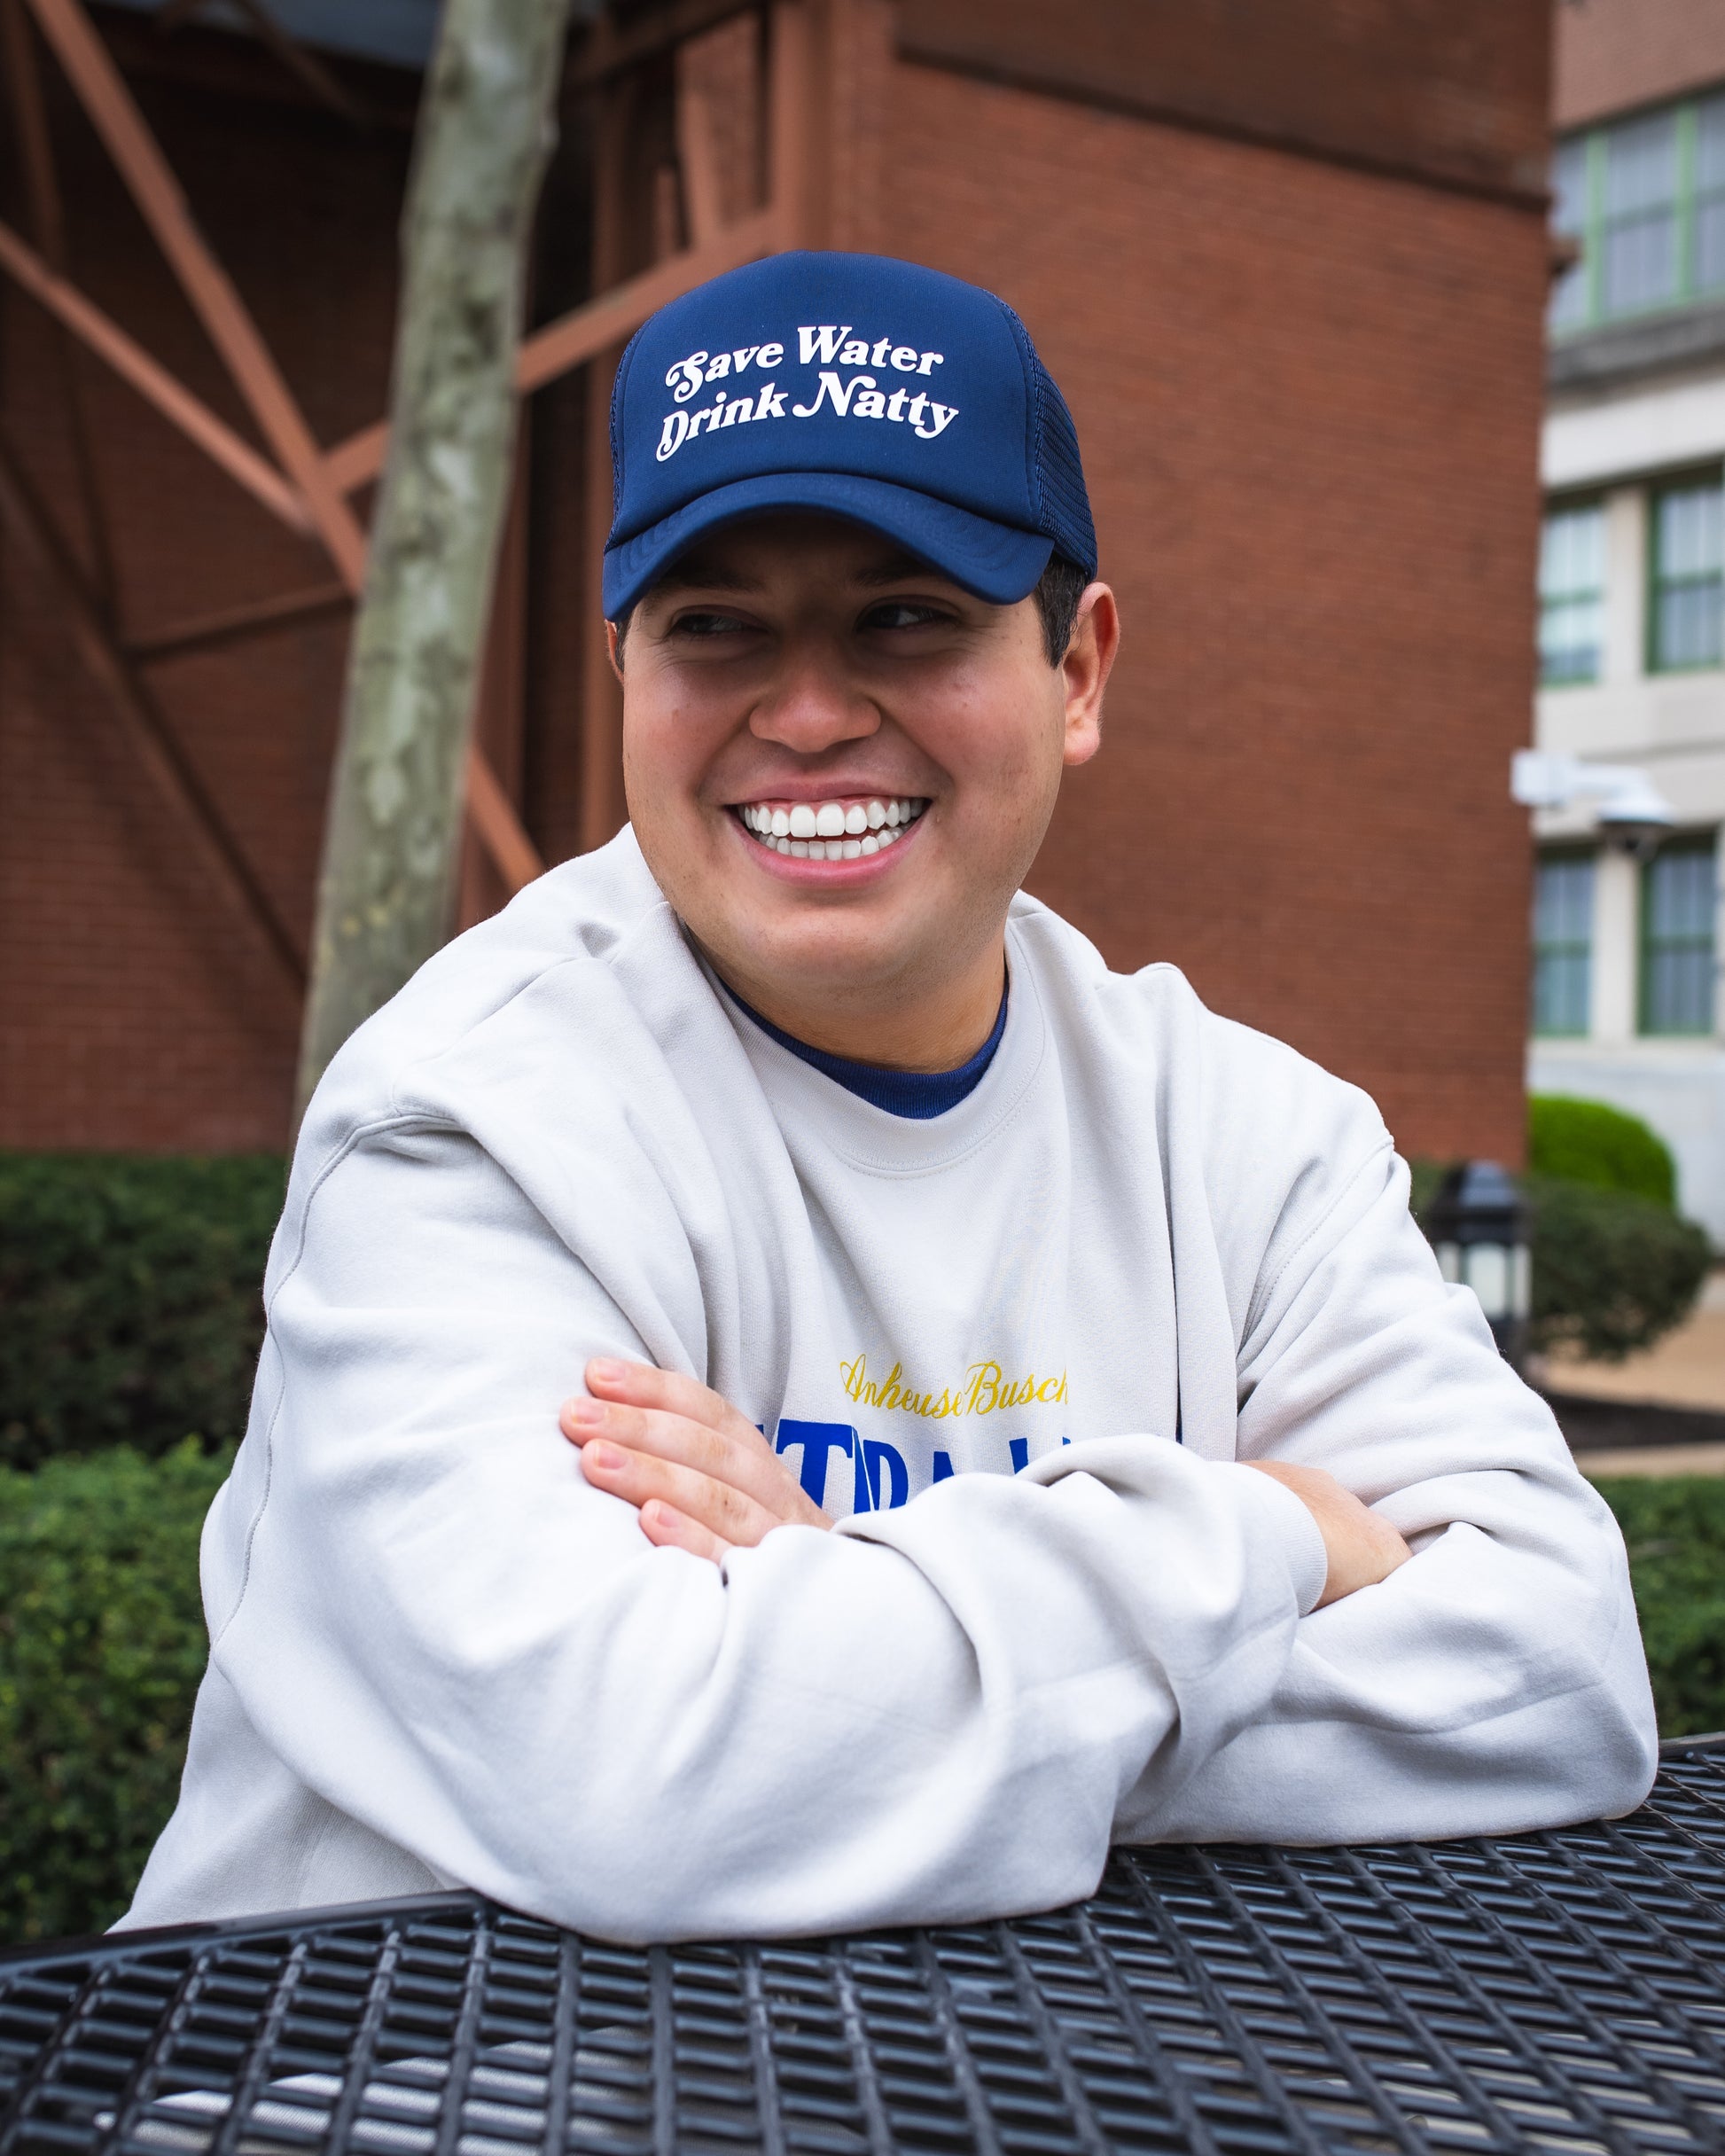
1525,1174,1711,1362
1409,1158,1709,1364
1528,1095,1677,1209
0,1152,281,1470
1593,1476,1725,1738
0,1441,233,1943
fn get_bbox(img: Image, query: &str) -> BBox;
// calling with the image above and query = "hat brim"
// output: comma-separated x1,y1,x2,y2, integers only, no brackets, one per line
601,470,1055,619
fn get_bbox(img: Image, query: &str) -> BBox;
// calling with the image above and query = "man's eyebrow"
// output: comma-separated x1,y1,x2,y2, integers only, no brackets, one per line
856,552,946,587
652,561,761,596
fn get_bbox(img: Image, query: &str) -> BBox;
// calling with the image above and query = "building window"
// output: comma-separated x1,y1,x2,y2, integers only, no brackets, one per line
1640,839,1718,1036
1651,476,1725,670
1538,501,1606,684
1551,90,1725,334
1532,852,1596,1036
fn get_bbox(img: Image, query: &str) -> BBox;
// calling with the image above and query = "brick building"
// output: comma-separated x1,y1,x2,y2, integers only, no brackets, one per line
0,0,1552,1161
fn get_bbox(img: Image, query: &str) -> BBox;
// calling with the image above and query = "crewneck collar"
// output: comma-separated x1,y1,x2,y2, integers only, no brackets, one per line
719,976,1010,1119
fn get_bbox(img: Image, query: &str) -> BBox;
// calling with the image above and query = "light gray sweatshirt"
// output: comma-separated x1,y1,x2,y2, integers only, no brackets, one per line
125,830,1657,1941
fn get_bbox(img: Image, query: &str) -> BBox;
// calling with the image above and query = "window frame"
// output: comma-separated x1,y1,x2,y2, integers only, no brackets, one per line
1648,469,1725,675
1552,89,1725,336
1538,496,1608,688
1638,834,1720,1039
1531,847,1597,1040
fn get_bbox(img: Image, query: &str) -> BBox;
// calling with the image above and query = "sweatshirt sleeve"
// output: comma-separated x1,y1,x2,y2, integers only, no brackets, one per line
1133,1116,1659,1847
203,1118,1329,1943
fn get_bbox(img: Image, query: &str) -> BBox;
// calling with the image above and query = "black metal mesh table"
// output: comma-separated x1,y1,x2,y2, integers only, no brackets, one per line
4,1738,1723,2156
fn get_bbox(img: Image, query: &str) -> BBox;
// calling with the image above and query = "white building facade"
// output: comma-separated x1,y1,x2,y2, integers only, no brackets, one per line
1531,78,1725,1240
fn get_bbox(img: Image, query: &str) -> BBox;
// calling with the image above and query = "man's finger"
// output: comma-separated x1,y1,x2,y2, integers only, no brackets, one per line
583,1358,760,1445
578,1439,782,1548
639,1499,730,1565
561,1394,828,1527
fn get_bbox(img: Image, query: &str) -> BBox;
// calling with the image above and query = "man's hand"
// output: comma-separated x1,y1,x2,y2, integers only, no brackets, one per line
1244,1460,1412,1607
561,1360,831,1563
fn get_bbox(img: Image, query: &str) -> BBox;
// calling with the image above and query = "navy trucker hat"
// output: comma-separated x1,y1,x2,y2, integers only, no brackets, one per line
602,251,1097,619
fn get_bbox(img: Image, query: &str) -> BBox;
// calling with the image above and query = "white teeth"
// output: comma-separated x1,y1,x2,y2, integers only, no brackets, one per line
742,795,925,855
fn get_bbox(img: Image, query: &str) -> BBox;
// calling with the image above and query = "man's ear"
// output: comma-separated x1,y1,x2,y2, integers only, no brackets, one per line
605,619,626,685
1061,583,1119,768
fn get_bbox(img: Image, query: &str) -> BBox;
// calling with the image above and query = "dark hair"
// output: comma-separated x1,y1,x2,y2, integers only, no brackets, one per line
1032,553,1091,666
613,549,1093,663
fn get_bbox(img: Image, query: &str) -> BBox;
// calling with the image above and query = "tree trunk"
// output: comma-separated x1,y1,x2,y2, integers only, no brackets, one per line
294,0,573,1120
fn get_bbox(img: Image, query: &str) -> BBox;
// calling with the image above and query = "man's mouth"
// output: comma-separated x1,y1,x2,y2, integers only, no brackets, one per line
732,795,929,861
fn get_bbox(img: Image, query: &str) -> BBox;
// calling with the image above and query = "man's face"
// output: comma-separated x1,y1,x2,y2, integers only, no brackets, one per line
616,513,1111,1053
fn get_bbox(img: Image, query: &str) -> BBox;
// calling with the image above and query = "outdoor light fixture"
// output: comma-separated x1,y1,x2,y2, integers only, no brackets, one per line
1425,1160,1532,1367
1511,749,1676,860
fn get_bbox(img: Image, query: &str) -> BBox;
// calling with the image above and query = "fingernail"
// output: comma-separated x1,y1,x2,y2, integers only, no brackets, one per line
587,1357,624,1384
566,1398,605,1427
585,1441,620,1470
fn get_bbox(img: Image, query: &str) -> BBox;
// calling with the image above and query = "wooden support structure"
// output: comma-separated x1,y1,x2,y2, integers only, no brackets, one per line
0,0,822,1000
1,0,117,606
0,428,308,989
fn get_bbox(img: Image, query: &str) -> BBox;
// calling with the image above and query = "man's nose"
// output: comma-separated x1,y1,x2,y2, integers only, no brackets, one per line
749,646,881,754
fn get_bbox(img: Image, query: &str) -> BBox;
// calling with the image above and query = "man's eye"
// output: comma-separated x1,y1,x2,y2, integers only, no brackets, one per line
672,609,753,638
862,601,949,631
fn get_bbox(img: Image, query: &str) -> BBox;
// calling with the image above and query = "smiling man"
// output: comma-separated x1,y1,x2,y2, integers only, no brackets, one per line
127,253,1656,1940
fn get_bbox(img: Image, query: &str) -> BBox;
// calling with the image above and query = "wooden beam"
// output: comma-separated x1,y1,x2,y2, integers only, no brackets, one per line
0,427,307,990
23,0,539,892
566,0,754,91
675,82,722,246
769,0,816,250
129,580,351,662
0,217,315,534
2,0,119,605
22,0,366,582
182,0,376,127
322,205,780,496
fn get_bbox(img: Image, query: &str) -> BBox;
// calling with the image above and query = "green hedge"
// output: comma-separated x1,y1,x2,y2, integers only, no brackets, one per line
1526,1174,1711,1363
1591,1476,1725,1738
1409,1159,1709,1364
0,1441,233,1943
1528,1094,1677,1209
0,1152,281,1470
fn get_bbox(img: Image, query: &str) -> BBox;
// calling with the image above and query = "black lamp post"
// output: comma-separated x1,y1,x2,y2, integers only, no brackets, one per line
1425,1160,1533,1369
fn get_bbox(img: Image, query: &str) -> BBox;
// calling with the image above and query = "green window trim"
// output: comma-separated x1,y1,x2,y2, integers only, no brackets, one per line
1639,836,1719,1037
1552,89,1725,337
1649,472,1725,674
1539,498,1606,687
1532,849,1596,1038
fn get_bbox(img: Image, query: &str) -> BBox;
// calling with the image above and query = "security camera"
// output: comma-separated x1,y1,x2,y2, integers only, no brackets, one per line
1510,751,1676,856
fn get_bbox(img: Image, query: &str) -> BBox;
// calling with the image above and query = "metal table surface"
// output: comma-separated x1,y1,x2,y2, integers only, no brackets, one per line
3,1738,1723,2156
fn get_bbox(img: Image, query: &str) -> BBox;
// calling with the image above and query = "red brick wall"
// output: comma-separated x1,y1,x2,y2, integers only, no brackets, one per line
0,43,409,1149
870,46,1548,1165
1,1,1549,1168
1554,0,1725,129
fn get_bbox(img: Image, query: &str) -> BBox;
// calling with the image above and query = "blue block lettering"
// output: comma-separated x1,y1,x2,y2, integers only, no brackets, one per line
862,1438,909,1511
776,1419,855,1508
1009,1437,1029,1474
932,1450,955,1483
